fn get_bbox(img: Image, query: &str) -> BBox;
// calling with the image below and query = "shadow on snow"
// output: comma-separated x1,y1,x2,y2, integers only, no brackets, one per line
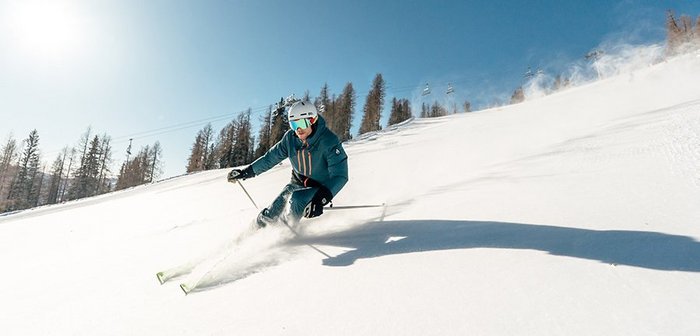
293,220,700,272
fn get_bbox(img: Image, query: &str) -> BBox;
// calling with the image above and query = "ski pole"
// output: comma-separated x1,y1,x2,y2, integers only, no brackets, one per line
327,203,386,210
235,180,259,210
235,180,331,259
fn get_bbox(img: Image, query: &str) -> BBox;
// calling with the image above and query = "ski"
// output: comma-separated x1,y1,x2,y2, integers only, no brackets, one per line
163,202,388,295
176,233,248,295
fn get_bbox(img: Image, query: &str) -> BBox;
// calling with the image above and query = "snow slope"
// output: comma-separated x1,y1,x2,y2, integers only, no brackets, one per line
2,53,700,335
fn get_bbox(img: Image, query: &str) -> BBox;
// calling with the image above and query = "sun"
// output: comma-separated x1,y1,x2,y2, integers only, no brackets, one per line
5,1,86,60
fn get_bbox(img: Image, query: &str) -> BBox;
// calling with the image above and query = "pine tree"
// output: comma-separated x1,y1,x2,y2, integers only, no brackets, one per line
216,120,236,169
231,109,254,167
388,98,401,126
116,143,161,190
336,82,356,141
147,141,163,183
95,135,113,195
46,148,68,205
463,101,472,113
270,98,290,146
67,128,91,200
201,124,215,170
69,135,102,200
186,132,204,173
204,143,218,170
254,106,273,159
359,73,385,135
33,165,47,208
327,94,338,134
315,83,331,118
316,83,335,133
420,102,430,118
388,98,412,126
117,147,145,190
430,102,448,118
7,130,42,211
186,124,214,173
58,148,77,203
22,131,42,209
388,98,399,126
0,134,19,206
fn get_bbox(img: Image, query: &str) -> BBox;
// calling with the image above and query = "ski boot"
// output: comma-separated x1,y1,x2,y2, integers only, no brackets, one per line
256,208,275,229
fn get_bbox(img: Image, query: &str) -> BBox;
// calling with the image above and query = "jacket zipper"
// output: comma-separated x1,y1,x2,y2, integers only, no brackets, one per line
296,148,313,177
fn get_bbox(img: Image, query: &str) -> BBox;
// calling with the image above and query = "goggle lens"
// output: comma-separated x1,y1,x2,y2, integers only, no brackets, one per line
289,118,312,130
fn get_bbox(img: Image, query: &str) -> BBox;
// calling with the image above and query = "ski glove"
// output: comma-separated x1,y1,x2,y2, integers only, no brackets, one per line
304,185,333,218
228,166,255,182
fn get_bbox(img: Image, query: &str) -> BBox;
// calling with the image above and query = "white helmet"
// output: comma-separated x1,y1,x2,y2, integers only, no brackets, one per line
287,100,318,121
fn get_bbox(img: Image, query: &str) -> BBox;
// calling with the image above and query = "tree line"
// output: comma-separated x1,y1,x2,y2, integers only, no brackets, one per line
0,127,163,214
6,11,694,213
185,73,474,174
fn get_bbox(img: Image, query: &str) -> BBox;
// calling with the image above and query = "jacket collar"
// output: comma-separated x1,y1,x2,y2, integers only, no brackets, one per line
294,115,327,148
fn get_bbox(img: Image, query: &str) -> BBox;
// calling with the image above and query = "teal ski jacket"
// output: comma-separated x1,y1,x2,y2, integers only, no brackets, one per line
250,115,348,197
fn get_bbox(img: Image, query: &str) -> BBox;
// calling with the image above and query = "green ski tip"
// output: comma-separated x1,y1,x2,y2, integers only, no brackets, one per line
156,272,165,285
180,283,191,295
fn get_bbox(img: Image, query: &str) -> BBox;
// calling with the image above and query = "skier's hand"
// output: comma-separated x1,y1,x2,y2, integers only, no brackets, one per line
304,186,333,218
228,166,255,182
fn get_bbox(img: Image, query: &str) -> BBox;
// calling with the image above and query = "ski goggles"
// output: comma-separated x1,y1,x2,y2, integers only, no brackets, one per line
289,117,315,130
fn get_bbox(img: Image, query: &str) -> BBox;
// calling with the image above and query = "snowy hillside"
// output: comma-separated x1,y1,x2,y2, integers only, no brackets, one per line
2,53,700,335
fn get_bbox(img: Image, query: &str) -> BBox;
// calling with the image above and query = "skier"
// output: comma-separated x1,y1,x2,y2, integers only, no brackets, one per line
227,100,349,228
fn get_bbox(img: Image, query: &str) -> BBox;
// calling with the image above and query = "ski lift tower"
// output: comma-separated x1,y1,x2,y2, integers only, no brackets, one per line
125,138,133,162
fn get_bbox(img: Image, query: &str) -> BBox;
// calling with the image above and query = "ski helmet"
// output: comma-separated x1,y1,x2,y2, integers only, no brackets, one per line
287,100,318,122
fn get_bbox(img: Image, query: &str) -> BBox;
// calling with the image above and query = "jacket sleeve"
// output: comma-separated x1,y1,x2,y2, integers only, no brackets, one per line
250,132,290,175
324,143,348,197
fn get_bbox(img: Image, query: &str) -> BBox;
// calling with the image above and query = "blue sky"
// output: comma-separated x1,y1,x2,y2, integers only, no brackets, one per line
1,0,699,178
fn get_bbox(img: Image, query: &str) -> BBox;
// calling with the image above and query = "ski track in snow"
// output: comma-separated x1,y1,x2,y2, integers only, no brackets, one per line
181,226,298,293
487,99,700,190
